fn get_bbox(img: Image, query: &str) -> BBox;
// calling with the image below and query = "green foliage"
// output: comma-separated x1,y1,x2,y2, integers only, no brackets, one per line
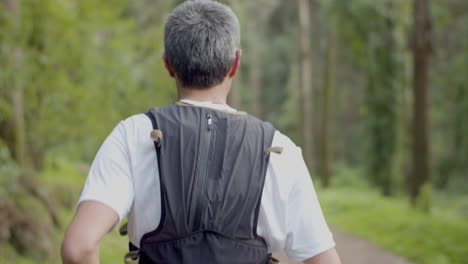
1,0,468,262
0,140,19,200
0,244,37,264
331,0,413,196
1,159,127,263
320,187,468,264
415,182,433,212
0,0,175,261
1,0,176,163
277,63,299,143
431,0,468,192
328,163,370,189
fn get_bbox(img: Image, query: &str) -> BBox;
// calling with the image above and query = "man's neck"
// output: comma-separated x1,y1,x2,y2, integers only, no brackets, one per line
177,79,231,105
179,93,227,104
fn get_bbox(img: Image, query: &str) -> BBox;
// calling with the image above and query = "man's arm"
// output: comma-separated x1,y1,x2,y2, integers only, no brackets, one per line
303,248,341,264
267,133,341,263
61,201,118,264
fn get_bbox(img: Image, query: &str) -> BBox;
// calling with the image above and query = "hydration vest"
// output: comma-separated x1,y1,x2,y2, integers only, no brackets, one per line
122,102,282,264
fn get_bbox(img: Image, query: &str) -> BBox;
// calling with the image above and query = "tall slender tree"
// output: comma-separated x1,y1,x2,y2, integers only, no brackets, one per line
410,0,432,200
367,10,398,196
297,0,314,168
247,1,262,117
319,19,337,188
5,0,26,168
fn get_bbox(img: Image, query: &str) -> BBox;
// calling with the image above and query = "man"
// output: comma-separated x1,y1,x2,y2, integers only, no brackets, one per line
61,1,341,264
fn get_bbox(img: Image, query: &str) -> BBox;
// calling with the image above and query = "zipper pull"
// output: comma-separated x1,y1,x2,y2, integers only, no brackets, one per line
207,114,213,131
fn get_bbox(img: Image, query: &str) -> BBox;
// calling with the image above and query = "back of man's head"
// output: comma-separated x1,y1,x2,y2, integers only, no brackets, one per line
164,0,240,89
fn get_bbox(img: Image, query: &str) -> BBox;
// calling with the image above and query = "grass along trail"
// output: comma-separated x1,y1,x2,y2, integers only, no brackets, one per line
273,231,415,264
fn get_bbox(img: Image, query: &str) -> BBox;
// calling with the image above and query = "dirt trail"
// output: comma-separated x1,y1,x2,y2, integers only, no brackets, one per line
273,231,415,264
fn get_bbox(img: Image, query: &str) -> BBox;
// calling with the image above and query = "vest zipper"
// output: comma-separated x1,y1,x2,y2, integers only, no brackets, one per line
192,113,214,231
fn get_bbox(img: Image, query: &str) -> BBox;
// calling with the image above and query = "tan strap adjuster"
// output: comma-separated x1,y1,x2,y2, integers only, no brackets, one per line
150,129,163,148
124,250,139,264
119,222,128,236
268,254,280,263
264,146,284,159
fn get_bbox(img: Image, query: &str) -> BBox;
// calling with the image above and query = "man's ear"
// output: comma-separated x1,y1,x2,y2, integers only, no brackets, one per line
162,53,176,78
228,49,242,78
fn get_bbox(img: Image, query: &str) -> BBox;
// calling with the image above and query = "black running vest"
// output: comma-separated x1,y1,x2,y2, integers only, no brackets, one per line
137,103,276,264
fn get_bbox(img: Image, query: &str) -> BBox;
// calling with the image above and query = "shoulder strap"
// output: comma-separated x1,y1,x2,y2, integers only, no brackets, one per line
143,108,167,236
120,109,164,262
145,109,158,131
145,109,163,149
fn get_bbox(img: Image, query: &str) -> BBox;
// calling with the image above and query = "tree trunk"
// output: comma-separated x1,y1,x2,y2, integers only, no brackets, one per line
6,0,26,168
453,84,468,182
320,20,336,188
364,2,399,196
247,1,262,118
410,0,432,201
297,0,314,168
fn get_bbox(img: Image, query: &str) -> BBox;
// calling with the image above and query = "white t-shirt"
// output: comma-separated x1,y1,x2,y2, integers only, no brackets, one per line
78,99,335,262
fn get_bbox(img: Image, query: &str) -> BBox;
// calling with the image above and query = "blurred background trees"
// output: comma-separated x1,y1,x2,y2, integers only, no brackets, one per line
0,0,467,263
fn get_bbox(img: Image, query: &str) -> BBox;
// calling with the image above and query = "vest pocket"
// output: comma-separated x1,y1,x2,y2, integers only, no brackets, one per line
139,230,269,264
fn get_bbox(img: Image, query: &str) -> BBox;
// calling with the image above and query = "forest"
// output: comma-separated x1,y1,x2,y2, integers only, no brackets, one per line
0,0,467,263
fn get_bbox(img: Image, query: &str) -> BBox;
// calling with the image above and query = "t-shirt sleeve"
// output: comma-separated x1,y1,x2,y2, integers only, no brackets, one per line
77,120,134,229
283,145,336,262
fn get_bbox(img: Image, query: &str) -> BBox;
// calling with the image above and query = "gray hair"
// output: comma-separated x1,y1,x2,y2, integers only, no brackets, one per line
164,0,241,89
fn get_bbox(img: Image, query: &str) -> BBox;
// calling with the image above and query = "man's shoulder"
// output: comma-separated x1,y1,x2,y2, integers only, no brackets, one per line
119,104,180,135
271,130,297,150
122,104,176,125
115,112,155,139
122,113,151,127
120,110,298,149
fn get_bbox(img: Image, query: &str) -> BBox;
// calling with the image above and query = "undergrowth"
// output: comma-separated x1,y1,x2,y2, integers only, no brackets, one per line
0,158,126,263
2,159,467,264
319,187,468,264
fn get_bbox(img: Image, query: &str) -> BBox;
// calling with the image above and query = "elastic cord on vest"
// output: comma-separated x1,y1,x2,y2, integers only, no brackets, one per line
264,146,284,159
150,129,163,148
